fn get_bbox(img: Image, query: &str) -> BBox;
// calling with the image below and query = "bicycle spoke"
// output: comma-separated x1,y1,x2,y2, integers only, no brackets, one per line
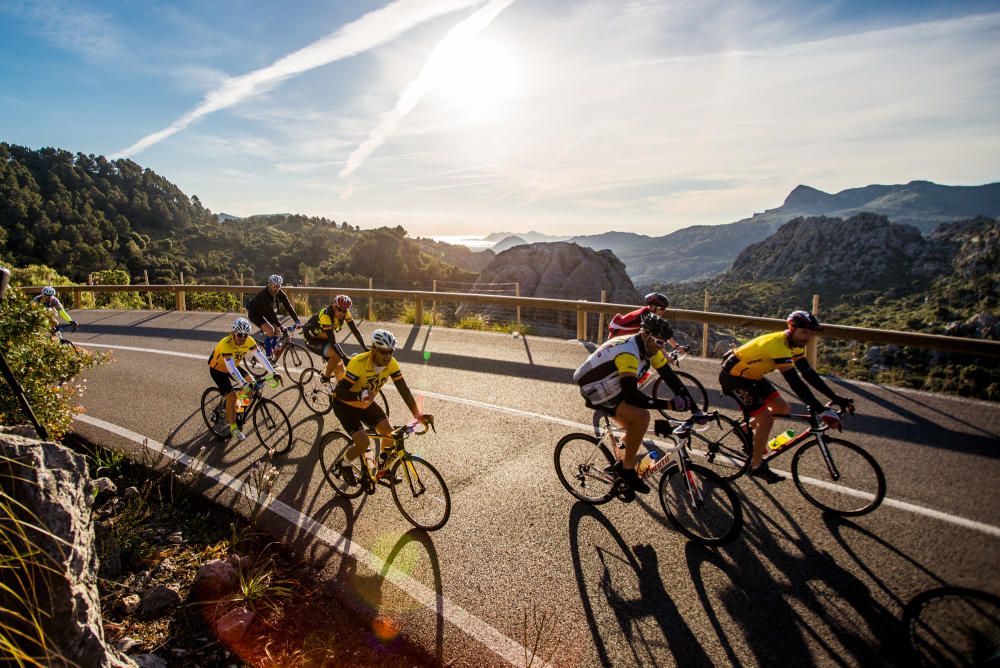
687,413,752,481
554,433,617,505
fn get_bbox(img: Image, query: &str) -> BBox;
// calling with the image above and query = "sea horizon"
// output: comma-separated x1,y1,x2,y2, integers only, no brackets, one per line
427,235,495,250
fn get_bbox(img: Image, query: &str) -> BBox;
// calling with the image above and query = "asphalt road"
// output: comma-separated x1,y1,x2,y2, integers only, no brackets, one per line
67,310,1000,667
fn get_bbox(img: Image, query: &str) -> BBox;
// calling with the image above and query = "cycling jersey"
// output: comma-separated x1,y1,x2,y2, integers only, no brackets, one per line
607,306,649,338
32,294,71,323
303,306,354,342
335,351,402,408
722,331,805,381
247,287,298,328
574,334,668,405
208,334,260,373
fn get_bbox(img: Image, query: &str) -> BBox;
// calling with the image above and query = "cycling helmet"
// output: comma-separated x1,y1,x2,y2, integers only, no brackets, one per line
644,292,669,308
786,310,823,331
267,274,283,287
371,329,397,351
232,317,252,335
639,312,674,340
41,286,57,297
335,295,352,310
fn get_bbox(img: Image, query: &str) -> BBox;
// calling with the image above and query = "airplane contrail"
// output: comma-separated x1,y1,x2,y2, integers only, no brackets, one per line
112,0,485,158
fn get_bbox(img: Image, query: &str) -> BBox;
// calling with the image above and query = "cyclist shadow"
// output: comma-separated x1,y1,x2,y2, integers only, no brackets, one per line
685,489,908,667
568,501,714,667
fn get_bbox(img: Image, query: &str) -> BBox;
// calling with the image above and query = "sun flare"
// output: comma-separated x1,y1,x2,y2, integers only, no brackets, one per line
429,37,522,119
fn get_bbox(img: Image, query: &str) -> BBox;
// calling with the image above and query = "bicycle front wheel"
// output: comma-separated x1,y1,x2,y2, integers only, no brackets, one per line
688,413,752,481
252,398,293,455
282,342,315,380
321,432,365,499
200,387,231,438
903,586,1000,668
791,437,886,516
299,367,333,415
391,455,451,531
554,433,617,505
652,371,709,420
658,463,743,546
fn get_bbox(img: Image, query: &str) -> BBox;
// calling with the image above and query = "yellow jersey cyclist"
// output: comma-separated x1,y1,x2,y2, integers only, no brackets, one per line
33,286,77,336
301,294,367,390
334,329,432,485
208,317,283,441
574,312,705,498
719,310,854,484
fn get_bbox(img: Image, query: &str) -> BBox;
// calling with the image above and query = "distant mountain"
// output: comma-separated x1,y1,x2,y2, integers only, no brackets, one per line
492,235,528,253
568,180,1000,285
216,212,243,222
483,231,568,244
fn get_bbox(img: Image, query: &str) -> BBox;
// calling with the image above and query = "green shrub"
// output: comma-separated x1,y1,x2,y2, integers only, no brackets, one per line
187,290,241,313
91,269,145,309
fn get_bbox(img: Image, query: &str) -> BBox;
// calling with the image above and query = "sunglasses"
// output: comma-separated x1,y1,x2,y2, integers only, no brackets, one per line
648,336,668,348
372,345,394,355
233,333,248,339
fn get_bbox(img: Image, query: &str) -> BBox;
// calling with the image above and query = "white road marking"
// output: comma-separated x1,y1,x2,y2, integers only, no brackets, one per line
79,341,1000,538
74,413,551,668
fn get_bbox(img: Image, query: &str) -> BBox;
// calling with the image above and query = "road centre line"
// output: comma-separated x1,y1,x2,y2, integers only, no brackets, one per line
74,413,550,668
79,341,1000,538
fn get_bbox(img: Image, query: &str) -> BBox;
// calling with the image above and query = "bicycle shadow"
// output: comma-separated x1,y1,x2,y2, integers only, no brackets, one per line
684,491,908,666
567,501,713,667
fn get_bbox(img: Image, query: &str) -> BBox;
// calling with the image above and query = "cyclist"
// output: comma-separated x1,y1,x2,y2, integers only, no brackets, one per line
334,329,432,484
208,317,282,441
33,286,77,336
608,292,687,354
302,294,367,389
719,310,853,484
574,312,704,499
246,274,302,361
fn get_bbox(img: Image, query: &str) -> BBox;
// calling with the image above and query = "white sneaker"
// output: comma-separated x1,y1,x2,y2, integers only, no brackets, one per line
231,429,247,441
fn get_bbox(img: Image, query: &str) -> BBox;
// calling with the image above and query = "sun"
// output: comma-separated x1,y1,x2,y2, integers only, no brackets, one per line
429,37,522,120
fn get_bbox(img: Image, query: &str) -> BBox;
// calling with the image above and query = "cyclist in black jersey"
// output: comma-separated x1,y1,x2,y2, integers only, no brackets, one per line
246,274,301,359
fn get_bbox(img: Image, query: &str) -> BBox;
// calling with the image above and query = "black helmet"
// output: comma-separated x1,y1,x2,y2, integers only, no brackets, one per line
786,310,823,331
645,292,669,308
640,312,674,340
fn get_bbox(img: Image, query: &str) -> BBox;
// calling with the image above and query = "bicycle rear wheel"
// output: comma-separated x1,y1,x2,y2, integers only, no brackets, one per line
282,342,315,380
391,455,451,531
688,413,752,481
903,586,1000,668
791,437,886,516
299,367,334,415
200,387,230,438
652,371,709,420
554,433,618,505
658,463,743,546
321,432,365,498
252,398,293,455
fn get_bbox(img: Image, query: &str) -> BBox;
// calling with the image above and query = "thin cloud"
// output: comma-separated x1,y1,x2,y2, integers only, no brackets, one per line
339,0,517,179
112,0,485,158
1,0,119,57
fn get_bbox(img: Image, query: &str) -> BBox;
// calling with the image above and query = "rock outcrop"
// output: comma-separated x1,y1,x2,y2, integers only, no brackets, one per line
0,427,135,668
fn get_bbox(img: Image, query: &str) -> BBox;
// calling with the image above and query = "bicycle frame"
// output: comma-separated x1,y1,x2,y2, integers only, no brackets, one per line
357,421,433,489
753,411,843,480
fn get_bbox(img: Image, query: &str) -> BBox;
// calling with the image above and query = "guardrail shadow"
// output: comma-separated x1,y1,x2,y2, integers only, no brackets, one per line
567,501,712,666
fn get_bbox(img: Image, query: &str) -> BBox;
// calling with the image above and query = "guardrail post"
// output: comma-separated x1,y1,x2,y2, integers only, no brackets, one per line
515,283,521,330
431,279,437,326
576,303,585,340
807,293,820,367
143,270,153,309
87,273,95,307
414,294,424,326
239,272,244,310
177,272,186,312
702,290,711,358
73,286,82,309
597,290,606,339
368,277,374,321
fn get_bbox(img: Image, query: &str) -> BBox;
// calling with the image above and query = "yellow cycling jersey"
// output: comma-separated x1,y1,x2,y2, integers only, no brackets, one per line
208,335,258,373
338,350,402,408
304,307,353,341
724,330,805,380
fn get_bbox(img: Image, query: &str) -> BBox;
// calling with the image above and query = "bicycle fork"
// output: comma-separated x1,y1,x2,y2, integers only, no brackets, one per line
815,435,842,482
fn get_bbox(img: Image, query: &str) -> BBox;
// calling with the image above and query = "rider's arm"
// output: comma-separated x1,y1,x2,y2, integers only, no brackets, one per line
618,373,671,410
248,346,277,377
392,376,423,418
224,357,249,388
51,297,72,322
277,290,300,324
793,358,842,402
347,318,367,350
780,366,824,413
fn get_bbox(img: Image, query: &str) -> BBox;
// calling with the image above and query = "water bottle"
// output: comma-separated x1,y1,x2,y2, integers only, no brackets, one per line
767,430,795,451
635,450,661,477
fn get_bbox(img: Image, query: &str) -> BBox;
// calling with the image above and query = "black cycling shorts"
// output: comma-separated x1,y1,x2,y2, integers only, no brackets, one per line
210,367,242,395
304,337,346,362
719,372,779,417
583,392,625,415
333,399,387,435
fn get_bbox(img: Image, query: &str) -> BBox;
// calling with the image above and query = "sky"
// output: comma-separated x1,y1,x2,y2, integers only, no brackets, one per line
2,0,999,238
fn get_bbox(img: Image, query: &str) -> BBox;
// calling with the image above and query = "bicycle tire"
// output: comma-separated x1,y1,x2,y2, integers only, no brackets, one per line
252,398,293,455
390,455,452,531
903,586,1000,668
282,341,316,380
652,371,709,420
554,433,618,505
688,413,752,481
658,463,743,546
791,437,886,516
299,367,334,415
200,387,231,438
321,432,365,499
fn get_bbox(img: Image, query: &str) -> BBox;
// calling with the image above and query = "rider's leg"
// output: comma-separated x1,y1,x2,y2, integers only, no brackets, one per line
322,344,338,380
749,394,789,468
612,402,650,470
333,358,347,382
225,391,238,426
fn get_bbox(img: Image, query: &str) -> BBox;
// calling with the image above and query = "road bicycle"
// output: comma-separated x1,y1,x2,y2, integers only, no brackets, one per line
247,319,315,383
321,418,451,531
200,378,293,455
694,402,886,516
555,411,743,546
53,321,79,350
903,586,1000,667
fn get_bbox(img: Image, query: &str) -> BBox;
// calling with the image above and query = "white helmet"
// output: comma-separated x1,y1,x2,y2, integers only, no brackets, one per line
42,286,57,297
371,329,397,351
267,274,283,287
232,317,252,335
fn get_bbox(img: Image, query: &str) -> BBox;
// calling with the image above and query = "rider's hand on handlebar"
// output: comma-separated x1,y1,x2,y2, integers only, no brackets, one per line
267,373,283,388
674,344,690,354
69,320,79,332
820,409,843,432
416,413,435,432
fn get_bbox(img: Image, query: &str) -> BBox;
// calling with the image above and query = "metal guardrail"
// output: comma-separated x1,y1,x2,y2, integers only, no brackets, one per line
22,284,1000,357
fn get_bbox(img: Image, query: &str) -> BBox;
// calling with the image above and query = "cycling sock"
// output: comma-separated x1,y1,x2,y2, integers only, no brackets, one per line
264,335,278,357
